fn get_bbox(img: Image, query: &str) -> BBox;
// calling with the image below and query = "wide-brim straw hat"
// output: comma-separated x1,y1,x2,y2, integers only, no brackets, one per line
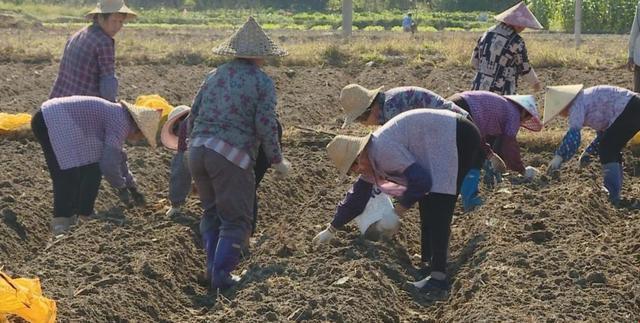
504,95,543,131
326,133,372,178
340,84,384,128
495,1,543,30
212,16,288,58
120,100,162,148
85,0,137,21
161,105,191,150
543,84,584,125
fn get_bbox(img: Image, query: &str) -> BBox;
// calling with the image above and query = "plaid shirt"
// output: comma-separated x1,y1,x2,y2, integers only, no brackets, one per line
49,23,116,100
41,96,136,188
459,91,525,173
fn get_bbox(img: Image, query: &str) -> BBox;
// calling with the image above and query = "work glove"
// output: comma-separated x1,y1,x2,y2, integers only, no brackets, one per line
482,160,502,189
579,150,595,168
128,186,146,206
117,187,133,208
524,166,540,180
488,153,507,174
312,224,336,246
547,155,563,174
273,158,292,178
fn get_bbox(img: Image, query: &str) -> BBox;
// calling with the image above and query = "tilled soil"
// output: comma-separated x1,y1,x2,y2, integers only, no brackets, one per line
1,58,639,322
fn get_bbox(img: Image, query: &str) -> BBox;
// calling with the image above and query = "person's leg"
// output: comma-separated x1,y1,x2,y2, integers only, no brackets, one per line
76,163,102,217
418,197,431,266
203,150,255,290
32,110,76,234
190,146,221,282
167,151,192,215
599,95,640,204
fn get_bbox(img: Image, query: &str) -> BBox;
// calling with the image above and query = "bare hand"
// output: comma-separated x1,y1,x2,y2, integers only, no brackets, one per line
628,58,635,72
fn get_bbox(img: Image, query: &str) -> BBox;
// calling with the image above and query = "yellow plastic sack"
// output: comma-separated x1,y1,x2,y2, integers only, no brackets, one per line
0,113,31,134
0,271,56,323
630,132,640,146
134,94,173,125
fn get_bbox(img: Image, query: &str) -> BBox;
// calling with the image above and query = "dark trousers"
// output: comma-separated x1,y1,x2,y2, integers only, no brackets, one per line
418,117,481,273
32,109,102,218
599,95,640,164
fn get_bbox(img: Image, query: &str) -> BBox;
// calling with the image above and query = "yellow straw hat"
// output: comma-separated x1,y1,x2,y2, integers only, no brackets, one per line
85,0,137,21
495,1,543,30
543,84,584,125
340,84,384,128
326,134,372,178
120,100,162,148
212,16,288,58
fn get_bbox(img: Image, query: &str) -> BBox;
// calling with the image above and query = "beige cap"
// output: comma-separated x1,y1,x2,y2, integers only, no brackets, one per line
495,1,543,30
326,134,372,178
504,94,543,131
120,100,162,148
85,0,137,21
340,84,384,128
213,16,288,58
543,84,584,125
160,105,191,151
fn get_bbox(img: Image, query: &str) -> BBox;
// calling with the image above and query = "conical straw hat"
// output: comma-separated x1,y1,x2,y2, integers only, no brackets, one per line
543,84,584,125
495,1,543,30
326,134,372,178
161,105,191,150
85,0,137,21
340,84,384,128
121,100,162,148
504,95,543,131
212,17,288,58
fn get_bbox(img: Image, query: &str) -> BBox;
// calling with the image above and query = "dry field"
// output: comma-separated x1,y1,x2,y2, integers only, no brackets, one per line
0,23,639,322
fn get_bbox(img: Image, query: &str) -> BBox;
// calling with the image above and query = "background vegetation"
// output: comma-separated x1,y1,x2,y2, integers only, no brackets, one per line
1,0,639,33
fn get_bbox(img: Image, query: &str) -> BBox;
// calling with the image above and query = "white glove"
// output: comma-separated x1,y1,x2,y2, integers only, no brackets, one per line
489,154,507,174
273,158,292,178
524,166,540,180
312,224,336,245
547,155,563,173
166,206,181,217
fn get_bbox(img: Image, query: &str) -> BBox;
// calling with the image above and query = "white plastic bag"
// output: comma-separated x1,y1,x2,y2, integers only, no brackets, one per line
353,186,400,236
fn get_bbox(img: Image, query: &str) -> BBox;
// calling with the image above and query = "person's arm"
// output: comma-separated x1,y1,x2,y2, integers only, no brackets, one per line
396,163,432,209
100,146,128,189
555,128,582,162
517,41,541,91
330,178,374,228
96,41,117,102
498,136,525,174
629,3,640,70
255,76,283,165
471,38,481,69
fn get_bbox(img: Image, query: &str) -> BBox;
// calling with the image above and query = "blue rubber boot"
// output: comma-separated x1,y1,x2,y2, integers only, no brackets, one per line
212,237,243,290
461,169,483,212
202,228,219,282
602,162,622,206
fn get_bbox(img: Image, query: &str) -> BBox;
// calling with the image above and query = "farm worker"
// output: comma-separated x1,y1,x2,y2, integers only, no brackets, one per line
447,91,543,211
188,17,291,290
544,85,640,206
49,0,137,101
161,105,193,217
319,109,481,300
339,84,469,128
31,96,160,236
402,12,416,33
627,1,640,92
471,1,543,95
161,104,282,231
